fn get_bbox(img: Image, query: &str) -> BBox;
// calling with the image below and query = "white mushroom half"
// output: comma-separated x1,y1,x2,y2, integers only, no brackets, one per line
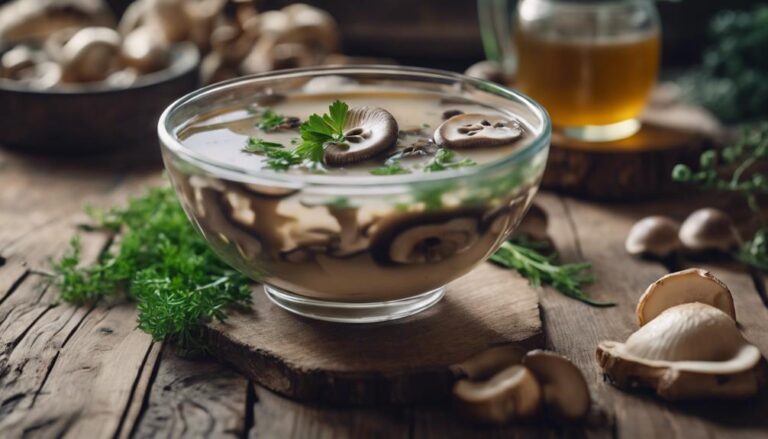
597,303,766,400
625,216,682,258
636,268,736,326
679,208,739,252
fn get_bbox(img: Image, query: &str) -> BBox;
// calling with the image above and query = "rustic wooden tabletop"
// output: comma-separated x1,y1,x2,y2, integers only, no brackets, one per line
0,149,766,438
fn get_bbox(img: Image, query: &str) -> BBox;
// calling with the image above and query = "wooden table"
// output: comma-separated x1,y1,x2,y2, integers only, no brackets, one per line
0,148,766,438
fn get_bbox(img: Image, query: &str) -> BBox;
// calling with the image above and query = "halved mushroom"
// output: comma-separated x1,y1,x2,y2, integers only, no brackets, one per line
464,60,505,84
636,268,736,326
522,350,591,421
59,26,121,82
434,113,523,149
324,107,399,166
369,208,483,266
679,208,739,253
625,216,682,258
597,303,766,400
453,365,542,424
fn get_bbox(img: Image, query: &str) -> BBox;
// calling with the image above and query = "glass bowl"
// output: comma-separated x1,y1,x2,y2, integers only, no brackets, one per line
158,66,550,323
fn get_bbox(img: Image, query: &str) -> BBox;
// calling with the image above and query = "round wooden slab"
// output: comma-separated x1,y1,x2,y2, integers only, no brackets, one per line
541,86,725,201
204,263,543,405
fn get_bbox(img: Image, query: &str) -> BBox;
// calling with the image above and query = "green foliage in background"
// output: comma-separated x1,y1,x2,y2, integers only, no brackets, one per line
679,5,768,123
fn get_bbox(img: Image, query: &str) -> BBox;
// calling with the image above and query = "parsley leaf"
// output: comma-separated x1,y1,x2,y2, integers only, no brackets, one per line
255,109,285,132
423,148,477,172
370,161,410,175
261,100,350,172
243,137,284,154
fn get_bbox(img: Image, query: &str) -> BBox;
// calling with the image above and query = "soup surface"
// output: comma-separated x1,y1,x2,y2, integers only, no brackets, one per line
178,87,533,176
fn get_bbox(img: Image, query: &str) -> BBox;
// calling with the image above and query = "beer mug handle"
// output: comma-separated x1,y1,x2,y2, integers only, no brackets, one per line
477,0,517,76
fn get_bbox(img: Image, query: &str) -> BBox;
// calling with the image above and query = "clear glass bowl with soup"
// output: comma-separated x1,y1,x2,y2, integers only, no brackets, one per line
158,66,551,323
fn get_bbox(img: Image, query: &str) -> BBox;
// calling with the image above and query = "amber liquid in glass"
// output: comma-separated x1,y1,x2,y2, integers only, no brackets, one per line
515,29,660,127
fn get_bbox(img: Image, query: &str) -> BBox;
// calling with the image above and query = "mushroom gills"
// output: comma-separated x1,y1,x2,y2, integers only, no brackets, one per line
369,210,483,266
434,113,523,150
324,107,399,166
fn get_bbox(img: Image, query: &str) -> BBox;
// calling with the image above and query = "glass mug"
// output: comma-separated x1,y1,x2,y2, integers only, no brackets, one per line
479,0,661,142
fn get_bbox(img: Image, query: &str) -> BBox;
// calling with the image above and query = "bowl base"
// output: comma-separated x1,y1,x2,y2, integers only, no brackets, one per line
263,284,446,323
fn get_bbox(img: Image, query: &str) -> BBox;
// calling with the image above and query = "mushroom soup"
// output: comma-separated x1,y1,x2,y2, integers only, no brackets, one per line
165,86,544,302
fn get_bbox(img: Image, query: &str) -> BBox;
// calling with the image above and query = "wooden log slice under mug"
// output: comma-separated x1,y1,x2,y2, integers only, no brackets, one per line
204,263,543,406
541,84,725,201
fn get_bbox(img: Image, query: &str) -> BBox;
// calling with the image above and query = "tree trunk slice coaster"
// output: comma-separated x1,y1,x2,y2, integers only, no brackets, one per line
541,84,725,201
204,263,543,405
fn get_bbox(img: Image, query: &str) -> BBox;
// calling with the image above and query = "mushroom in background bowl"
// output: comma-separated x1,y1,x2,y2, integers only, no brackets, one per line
0,0,350,153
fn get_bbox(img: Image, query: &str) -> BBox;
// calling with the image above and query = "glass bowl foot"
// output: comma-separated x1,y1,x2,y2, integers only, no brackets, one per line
263,284,446,323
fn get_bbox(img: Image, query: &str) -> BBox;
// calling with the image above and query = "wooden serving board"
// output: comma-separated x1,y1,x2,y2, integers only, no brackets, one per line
542,84,726,201
204,263,543,406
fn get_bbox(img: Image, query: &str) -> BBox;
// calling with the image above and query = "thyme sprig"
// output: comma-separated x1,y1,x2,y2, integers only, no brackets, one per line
673,123,768,270
491,236,612,307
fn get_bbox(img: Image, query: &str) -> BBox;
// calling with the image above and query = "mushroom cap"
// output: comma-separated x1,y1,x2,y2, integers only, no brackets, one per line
522,350,591,421
636,268,735,326
453,365,542,424
625,216,681,258
324,107,398,166
434,113,523,149
597,303,765,400
60,26,121,82
369,208,484,266
121,26,170,73
679,207,739,252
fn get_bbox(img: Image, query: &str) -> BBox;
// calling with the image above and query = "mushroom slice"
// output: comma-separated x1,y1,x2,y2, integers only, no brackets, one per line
636,268,735,326
597,303,765,400
451,345,526,381
369,208,483,265
522,350,591,421
453,365,541,424
679,207,739,252
434,113,523,149
324,107,398,166
625,216,681,258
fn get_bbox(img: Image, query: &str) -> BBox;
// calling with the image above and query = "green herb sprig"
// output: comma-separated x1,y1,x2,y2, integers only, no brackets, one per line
423,148,476,172
243,137,284,154
245,100,349,171
491,236,613,307
255,109,286,132
370,160,410,175
52,186,252,349
673,124,768,270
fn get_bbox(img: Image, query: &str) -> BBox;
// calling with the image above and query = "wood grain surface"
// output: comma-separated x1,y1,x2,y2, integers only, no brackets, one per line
0,149,766,438
205,263,543,405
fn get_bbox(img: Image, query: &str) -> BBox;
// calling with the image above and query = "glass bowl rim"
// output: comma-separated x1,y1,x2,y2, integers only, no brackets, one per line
158,65,551,188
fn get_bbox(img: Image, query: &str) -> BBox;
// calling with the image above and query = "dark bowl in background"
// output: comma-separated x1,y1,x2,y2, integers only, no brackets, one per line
0,43,199,154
